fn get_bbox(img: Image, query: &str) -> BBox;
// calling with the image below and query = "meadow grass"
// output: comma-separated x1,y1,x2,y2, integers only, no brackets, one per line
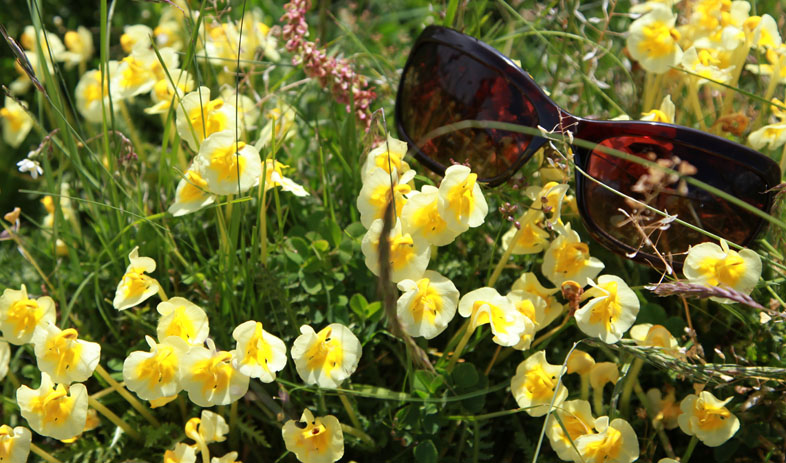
1,1,785,462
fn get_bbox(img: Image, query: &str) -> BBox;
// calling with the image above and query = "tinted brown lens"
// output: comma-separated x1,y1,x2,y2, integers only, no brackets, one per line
584,135,768,256
399,42,538,180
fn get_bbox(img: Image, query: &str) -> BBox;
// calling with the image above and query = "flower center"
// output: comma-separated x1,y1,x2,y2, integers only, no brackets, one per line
7,298,43,339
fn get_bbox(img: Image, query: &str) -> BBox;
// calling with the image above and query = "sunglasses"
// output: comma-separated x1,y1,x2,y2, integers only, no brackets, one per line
395,26,781,268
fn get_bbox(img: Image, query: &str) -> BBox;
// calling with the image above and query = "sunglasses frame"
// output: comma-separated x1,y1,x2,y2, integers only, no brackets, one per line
395,25,782,268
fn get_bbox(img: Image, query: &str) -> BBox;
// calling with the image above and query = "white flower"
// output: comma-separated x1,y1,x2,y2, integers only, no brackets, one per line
16,159,43,179
396,271,459,339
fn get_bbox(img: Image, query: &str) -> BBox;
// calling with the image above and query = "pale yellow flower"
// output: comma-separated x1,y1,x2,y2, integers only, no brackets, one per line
748,121,786,151
185,410,229,445
641,94,675,123
1,96,33,148
120,24,153,53
231,320,287,382
146,69,195,115
112,47,178,100
684,239,762,303
75,66,118,124
678,391,740,447
361,218,430,283
511,272,564,329
32,322,101,385
567,349,596,376
545,399,595,462
575,275,640,344
400,185,460,247
62,26,94,68
282,409,344,463
259,159,310,197
680,47,735,86
575,416,639,463
168,169,215,217
211,452,241,463
156,297,210,346
361,135,410,182
542,223,604,287
501,209,551,255
123,335,189,401
503,290,540,350
0,284,57,345
626,4,683,73
221,87,259,132
20,26,65,65
256,101,296,149
589,362,620,391
438,165,488,232
291,324,361,388
357,168,415,229
525,181,570,225
459,287,528,347
748,14,782,51
164,443,197,463
181,339,250,407
193,130,262,196
16,372,88,441
176,87,238,151
0,424,32,463
630,323,680,356
0,340,9,381
511,350,568,416
154,19,184,51
396,271,459,340
646,387,681,430
113,246,160,311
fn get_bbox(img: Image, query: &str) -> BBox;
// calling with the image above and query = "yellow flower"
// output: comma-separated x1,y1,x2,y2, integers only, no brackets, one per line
31,322,101,385
0,340,9,381
62,26,94,68
156,297,210,346
567,349,595,376
185,410,229,445
626,4,683,73
400,185,460,247
168,168,215,217
396,271,459,340
211,452,241,463
684,239,762,303
256,101,296,149
123,335,189,401
111,47,179,100
503,290,539,350
747,14,782,51
748,121,786,151
511,272,564,328
678,391,740,447
120,24,153,53
630,323,681,356
545,399,595,461
75,66,118,124
1,96,33,148
680,47,735,86
231,320,287,382
357,168,415,228
437,165,489,232
176,87,238,151
575,275,640,344
589,362,620,391
641,94,675,123
459,287,529,347
282,409,344,463
145,69,195,115
0,284,57,345
361,218,431,283
542,223,604,287
291,324,361,388
575,416,639,463
646,386,681,430
260,159,310,197
525,181,570,225
181,339,250,407
59,408,101,443
16,372,88,441
113,246,160,311
0,424,32,463
501,209,551,255
361,135,410,182
221,87,260,132
194,130,262,196
511,350,568,417
164,443,197,463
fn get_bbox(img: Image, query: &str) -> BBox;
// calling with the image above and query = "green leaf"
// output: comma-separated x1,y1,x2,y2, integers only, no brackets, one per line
452,362,479,388
414,440,439,463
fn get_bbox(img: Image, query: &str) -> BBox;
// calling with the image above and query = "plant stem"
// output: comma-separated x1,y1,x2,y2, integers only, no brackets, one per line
531,311,571,350
446,323,475,373
157,283,168,302
338,391,362,430
688,78,707,130
87,395,143,441
30,443,62,463
592,385,604,417
340,423,376,449
118,100,146,162
580,374,590,401
682,436,699,463
619,358,644,418
94,364,160,427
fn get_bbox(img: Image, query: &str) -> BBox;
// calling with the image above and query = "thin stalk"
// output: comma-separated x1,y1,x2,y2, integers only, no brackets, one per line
633,382,676,458
338,392,362,430
753,58,782,129
484,345,502,376
487,223,523,288
30,444,62,463
619,358,644,418
592,385,604,417
230,400,239,449
779,141,786,175
118,100,146,162
688,78,707,130
94,364,160,427
340,423,376,449
682,436,700,463
157,284,169,302
446,323,475,373
531,311,571,350
580,374,590,401
87,395,143,441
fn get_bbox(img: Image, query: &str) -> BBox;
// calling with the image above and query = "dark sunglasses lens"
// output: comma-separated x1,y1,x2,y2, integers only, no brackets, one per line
398,42,538,180
583,135,770,256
